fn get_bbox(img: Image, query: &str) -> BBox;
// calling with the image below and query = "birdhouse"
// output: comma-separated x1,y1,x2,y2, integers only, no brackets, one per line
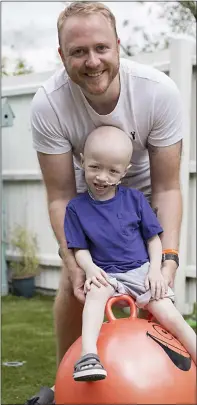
1,97,15,127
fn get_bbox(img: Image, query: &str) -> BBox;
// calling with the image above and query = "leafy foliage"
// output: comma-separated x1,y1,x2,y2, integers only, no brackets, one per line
121,1,196,56
1,57,33,77
13,58,33,75
10,225,39,278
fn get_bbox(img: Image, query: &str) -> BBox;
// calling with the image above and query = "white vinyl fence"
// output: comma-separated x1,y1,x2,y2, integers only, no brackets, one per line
2,36,196,314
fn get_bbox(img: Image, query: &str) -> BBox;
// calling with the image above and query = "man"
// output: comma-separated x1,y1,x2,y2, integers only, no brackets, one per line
26,2,183,404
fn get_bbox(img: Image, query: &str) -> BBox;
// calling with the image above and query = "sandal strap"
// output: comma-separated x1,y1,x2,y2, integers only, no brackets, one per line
74,353,100,367
74,353,102,372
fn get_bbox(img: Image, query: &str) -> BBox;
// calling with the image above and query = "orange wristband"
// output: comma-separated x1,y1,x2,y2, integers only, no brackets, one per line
162,249,178,255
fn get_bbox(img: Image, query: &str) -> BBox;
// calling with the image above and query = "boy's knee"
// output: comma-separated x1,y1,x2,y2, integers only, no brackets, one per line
87,284,114,300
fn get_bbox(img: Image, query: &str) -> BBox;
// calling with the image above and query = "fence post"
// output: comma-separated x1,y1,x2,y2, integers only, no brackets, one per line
169,35,195,314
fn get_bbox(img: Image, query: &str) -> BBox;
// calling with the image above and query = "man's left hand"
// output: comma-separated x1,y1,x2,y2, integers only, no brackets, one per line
161,260,178,288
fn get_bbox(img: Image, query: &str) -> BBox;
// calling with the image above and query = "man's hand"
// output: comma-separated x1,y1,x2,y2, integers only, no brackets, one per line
145,268,168,300
60,247,86,303
70,264,86,304
84,265,109,294
161,260,178,288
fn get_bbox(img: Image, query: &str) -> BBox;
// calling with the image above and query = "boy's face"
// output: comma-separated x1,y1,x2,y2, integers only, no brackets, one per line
81,148,131,201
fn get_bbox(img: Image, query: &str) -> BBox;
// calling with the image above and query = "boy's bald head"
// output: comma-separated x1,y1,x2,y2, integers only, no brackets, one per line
84,126,133,166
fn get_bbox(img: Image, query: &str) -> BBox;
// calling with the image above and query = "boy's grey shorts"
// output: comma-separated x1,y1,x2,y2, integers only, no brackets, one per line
107,262,175,309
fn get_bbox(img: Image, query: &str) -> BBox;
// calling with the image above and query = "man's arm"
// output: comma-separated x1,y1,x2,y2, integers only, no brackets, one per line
37,151,85,302
148,140,182,287
38,151,76,250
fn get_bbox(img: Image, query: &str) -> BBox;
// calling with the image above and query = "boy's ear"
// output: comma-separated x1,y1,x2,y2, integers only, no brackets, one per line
80,153,84,168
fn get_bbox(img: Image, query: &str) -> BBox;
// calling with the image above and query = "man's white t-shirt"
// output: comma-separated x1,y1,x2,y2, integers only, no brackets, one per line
31,58,183,198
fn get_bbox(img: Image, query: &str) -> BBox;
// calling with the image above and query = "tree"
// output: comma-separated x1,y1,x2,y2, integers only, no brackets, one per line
179,1,197,20
160,1,196,34
120,1,196,57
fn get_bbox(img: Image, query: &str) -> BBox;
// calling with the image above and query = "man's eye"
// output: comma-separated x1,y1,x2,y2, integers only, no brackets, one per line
72,49,84,57
96,45,107,52
110,169,118,174
89,165,98,169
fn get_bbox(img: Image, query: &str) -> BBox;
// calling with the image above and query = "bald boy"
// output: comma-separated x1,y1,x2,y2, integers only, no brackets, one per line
64,126,196,382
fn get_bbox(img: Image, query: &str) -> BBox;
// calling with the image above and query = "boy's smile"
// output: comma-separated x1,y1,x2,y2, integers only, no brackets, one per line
82,158,128,201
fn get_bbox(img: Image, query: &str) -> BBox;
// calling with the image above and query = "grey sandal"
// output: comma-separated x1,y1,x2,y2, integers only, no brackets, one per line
73,353,107,382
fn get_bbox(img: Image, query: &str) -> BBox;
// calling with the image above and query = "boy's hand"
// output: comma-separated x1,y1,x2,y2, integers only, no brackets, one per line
84,266,109,293
145,268,168,300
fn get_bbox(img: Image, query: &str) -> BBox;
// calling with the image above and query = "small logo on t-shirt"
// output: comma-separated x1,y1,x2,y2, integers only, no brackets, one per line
130,131,136,140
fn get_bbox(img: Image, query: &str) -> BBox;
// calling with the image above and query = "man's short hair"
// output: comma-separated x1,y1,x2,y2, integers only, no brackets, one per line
57,1,118,46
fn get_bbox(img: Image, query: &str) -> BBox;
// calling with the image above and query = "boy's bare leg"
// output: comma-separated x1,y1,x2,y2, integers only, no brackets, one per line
54,265,149,364
72,283,115,381
146,298,196,364
54,263,83,365
82,284,115,355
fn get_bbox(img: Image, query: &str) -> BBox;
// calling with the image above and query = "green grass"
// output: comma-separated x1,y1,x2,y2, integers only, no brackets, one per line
2,294,56,404
1,294,127,404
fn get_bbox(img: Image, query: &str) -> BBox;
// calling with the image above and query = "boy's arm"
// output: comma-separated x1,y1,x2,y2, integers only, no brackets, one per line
74,249,109,288
74,249,96,273
145,235,167,300
146,234,162,272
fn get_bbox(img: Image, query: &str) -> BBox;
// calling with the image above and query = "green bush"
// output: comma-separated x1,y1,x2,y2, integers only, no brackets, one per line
184,303,197,333
10,225,39,279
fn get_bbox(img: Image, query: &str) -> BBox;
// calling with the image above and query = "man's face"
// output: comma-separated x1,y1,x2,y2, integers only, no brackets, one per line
58,13,120,96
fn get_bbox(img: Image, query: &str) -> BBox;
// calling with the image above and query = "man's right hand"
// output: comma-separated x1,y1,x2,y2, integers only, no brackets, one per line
60,247,86,304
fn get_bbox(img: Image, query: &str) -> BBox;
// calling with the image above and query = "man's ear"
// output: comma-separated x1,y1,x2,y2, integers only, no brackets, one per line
80,153,85,168
58,47,64,63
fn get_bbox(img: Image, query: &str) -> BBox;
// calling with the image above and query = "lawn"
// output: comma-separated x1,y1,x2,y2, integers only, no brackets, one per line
1,293,126,404
2,294,56,405
2,294,196,404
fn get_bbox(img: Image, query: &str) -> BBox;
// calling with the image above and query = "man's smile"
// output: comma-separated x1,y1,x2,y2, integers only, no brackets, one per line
85,71,104,78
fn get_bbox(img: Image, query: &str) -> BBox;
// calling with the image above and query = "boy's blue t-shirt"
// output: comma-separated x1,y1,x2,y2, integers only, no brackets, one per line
64,186,163,273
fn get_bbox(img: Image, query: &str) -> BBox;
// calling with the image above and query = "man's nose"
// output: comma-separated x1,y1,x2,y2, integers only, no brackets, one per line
85,51,100,69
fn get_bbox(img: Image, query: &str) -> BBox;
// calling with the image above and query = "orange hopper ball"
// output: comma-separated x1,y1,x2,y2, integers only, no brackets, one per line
55,295,196,404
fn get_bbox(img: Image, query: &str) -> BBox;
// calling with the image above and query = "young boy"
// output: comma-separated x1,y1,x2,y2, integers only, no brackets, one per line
64,126,196,382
